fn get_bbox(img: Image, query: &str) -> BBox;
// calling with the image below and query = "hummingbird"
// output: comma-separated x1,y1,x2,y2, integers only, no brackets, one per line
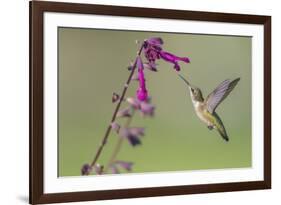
178,74,240,141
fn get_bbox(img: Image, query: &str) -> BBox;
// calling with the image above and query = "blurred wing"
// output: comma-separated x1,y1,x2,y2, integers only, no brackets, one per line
205,78,240,113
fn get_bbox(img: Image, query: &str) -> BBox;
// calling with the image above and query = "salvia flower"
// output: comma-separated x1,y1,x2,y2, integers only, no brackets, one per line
94,163,104,175
132,72,139,81
116,107,132,118
111,122,120,132
126,97,155,117
143,39,162,63
110,164,120,174
136,56,148,101
146,37,164,46
111,122,145,146
126,97,141,109
159,51,190,71
140,101,155,117
115,160,133,171
143,37,190,71
81,163,91,175
109,160,134,174
143,62,158,72
119,127,145,146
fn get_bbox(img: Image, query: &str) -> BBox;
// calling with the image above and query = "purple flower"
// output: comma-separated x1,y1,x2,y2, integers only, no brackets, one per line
112,122,145,146
129,127,145,136
119,127,145,146
126,97,155,117
143,37,190,71
132,73,139,81
109,160,134,174
136,56,148,101
144,62,158,72
81,164,91,175
159,51,190,71
146,37,164,46
126,97,141,109
116,107,132,118
143,39,162,63
115,160,133,171
94,163,104,175
136,87,148,102
134,37,189,101
81,163,104,175
111,122,120,132
110,164,120,174
140,101,155,117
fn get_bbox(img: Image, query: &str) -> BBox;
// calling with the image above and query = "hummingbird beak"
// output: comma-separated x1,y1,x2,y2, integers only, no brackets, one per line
178,74,190,87
178,74,195,93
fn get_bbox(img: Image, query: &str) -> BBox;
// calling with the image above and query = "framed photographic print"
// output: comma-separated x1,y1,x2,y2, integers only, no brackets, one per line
29,0,271,204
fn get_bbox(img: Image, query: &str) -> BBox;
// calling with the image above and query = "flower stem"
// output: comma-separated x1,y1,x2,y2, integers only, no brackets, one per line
88,44,144,173
104,110,135,173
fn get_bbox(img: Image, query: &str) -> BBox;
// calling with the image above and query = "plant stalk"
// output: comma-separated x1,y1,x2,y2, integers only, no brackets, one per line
104,110,135,173
88,44,144,173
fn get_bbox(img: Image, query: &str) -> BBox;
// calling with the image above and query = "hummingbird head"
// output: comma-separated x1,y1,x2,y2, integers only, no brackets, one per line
178,74,204,102
189,87,204,102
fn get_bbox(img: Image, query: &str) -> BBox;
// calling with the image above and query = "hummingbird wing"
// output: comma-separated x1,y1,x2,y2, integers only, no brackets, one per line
205,78,240,113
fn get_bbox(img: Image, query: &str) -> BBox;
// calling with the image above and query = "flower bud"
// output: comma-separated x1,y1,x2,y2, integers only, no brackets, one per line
112,92,120,103
81,164,91,175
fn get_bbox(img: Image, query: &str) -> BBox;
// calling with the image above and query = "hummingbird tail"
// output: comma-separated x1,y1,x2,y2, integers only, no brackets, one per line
213,112,229,142
217,127,229,141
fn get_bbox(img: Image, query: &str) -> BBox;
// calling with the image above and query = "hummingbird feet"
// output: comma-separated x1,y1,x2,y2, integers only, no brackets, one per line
207,125,214,130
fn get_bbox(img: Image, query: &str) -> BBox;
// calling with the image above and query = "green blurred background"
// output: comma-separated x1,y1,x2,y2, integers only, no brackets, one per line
58,27,252,177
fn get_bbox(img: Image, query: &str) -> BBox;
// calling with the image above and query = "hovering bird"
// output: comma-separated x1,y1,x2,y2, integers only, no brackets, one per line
178,74,240,141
